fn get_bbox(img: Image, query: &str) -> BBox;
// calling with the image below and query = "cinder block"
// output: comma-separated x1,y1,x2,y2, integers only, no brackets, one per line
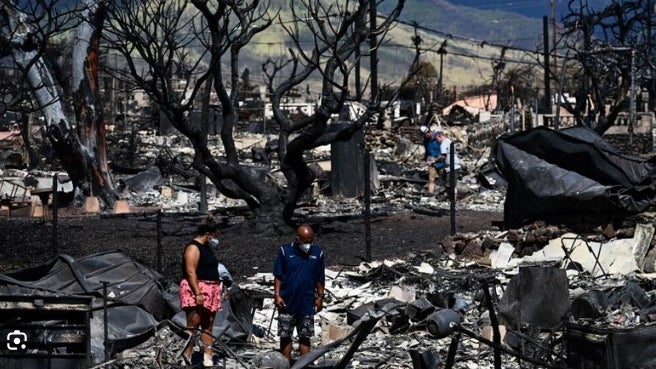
84,196,100,214
113,200,130,214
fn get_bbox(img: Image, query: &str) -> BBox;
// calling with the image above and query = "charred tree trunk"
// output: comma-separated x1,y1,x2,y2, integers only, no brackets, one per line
267,0,406,226
0,2,117,207
71,0,117,206
1,5,84,192
18,114,39,170
190,0,279,218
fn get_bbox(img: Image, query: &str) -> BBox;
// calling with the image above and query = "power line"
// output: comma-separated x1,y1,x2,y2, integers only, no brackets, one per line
388,15,544,55
387,41,542,66
254,14,550,61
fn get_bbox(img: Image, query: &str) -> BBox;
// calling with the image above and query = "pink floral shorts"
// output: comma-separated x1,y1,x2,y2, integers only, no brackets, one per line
179,279,223,313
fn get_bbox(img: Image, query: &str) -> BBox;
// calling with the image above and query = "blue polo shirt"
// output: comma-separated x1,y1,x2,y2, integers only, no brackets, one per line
273,242,325,315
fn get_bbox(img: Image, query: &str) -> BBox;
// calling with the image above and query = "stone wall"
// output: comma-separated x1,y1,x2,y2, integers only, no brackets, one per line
604,133,652,156
465,119,509,151
603,112,655,156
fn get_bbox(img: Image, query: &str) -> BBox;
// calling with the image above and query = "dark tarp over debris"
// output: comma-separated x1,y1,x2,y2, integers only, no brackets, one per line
0,251,167,363
494,126,656,229
0,251,253,364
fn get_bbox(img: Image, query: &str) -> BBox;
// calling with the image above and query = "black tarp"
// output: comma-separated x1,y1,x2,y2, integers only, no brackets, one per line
494,126,656,228
0,251,167,363
0,251,253,364
0,251,169,319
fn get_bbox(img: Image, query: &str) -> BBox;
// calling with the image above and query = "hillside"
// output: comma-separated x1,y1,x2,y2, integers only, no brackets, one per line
51,0,544,94
380,0,544,49
240,0,545,93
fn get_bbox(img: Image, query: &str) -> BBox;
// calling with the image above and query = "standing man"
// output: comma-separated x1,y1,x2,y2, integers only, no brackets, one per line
273,224,326,364
421,125,445,194
434,127,462,197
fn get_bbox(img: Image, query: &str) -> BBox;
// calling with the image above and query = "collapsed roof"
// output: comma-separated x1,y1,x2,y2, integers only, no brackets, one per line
494,126,656,229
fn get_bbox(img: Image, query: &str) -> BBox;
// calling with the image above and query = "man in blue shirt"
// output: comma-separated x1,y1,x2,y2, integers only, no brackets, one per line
422,125,445,194
273,225,326,363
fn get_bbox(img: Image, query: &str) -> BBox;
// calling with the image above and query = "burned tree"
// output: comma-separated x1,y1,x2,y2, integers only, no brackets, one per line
399,26,438,106
264,0,406,223
0,0,118,206
399,61,438,106
105,0,408,227
560,0,655,134
103,0,279,220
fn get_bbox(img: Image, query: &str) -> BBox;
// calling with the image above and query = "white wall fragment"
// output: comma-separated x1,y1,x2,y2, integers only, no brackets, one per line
490,242,515,269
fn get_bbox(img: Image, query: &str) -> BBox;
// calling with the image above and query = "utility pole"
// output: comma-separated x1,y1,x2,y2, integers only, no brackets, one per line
648,0,653,114
543,16,551,116
552,0,557,81
198,78,212,213
369,0,378,101
364,0,377,262
438,44,446,104
628,48,636,148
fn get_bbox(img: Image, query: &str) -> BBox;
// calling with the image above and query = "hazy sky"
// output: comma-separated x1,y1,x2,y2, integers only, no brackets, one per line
449,0,613,19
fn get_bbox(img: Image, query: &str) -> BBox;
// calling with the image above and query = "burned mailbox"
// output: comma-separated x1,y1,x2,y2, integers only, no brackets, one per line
567,322,656,369
0,295,92,369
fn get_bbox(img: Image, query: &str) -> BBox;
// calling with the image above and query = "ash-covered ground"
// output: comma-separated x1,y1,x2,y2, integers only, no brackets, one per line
0,209,502,282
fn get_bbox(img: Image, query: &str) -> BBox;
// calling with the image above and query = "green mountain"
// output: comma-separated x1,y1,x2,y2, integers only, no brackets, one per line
380,0,544,50
239,0,544,93
42,0,546,93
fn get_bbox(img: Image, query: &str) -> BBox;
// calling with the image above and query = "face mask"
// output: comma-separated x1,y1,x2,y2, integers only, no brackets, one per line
299,243,311,253
208,238,219,249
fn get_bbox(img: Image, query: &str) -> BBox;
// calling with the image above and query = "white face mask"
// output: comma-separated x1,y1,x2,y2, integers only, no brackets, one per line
208,238,220,249
299,243,311,253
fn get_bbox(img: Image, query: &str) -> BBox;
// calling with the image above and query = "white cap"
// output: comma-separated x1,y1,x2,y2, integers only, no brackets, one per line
419,125,428,134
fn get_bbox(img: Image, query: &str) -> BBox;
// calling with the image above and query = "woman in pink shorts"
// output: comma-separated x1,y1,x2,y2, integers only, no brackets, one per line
179,217,223,367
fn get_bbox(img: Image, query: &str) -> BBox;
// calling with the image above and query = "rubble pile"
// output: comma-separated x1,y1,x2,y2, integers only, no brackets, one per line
1,121,508,219
105,221,656,369
7,123,656,368
103,128,505,215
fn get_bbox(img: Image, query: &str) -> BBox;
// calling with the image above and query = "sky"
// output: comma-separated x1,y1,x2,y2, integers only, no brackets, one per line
450,0,613,19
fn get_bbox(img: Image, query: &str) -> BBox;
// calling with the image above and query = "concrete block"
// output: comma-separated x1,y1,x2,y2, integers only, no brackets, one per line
113,200,130,214
84,196,100,214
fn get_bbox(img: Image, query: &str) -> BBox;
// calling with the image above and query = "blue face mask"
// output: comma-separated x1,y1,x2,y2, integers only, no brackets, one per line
208,238,219,249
